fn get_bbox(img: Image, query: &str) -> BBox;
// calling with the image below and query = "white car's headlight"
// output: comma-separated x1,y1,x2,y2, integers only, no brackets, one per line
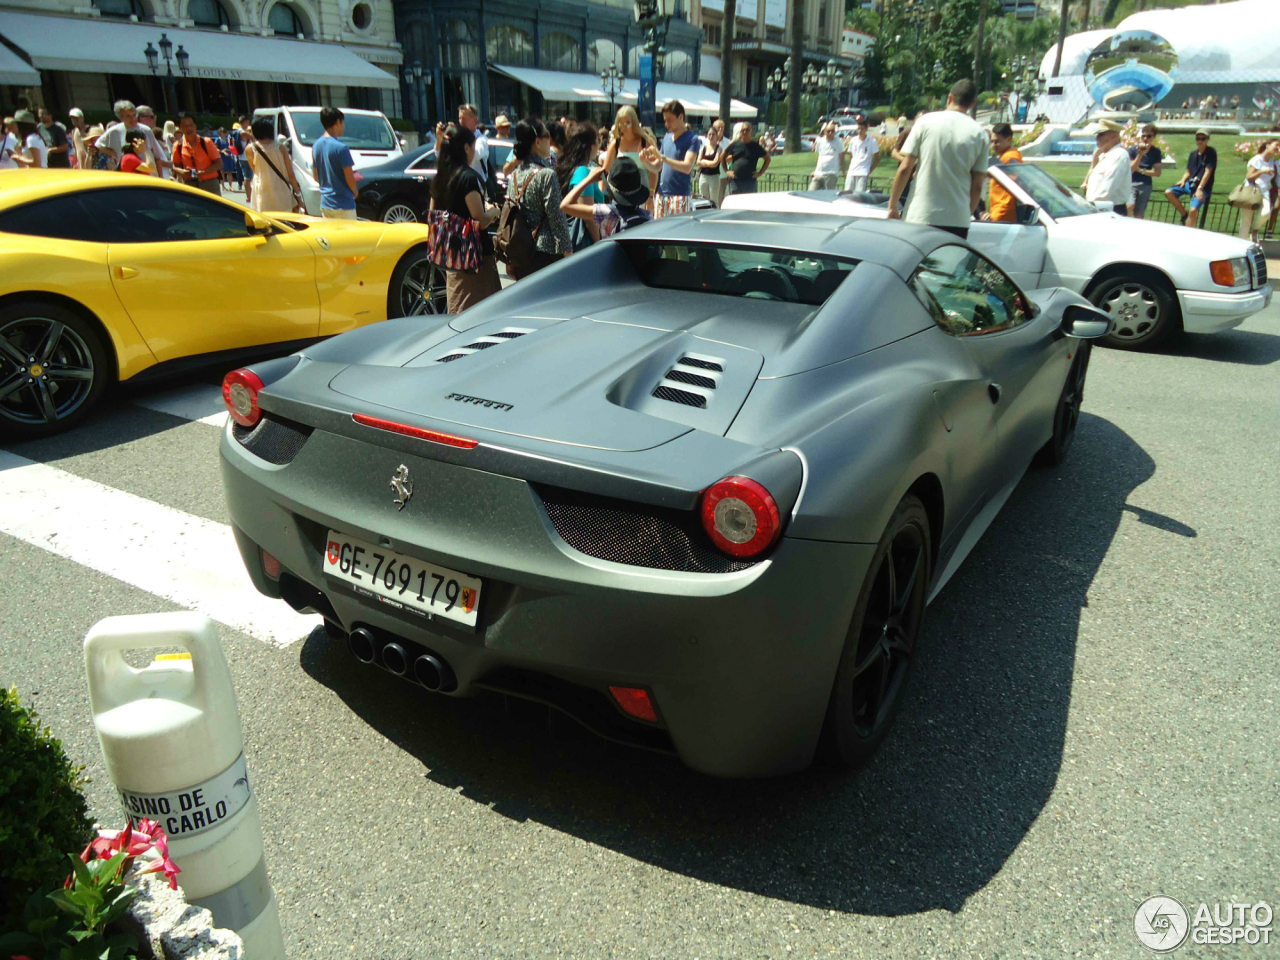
1209,257,1249,288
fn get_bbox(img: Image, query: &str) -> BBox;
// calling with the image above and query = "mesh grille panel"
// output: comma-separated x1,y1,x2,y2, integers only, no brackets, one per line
536,485,759,573
437,353,467,363
678,357,723,371
492,331,526,339
464,340,500,350
232,415,313,465
652,385,707,408
665,369,716,389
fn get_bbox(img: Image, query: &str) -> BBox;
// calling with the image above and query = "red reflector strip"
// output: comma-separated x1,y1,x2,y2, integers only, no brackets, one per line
609,686,658,723
261,550,281,580
352,414,479,449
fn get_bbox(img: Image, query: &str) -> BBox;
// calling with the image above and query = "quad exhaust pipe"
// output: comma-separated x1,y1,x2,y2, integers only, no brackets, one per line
346,626,456,692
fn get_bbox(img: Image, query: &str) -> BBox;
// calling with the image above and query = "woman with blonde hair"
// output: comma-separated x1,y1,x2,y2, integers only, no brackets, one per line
604,105,658,209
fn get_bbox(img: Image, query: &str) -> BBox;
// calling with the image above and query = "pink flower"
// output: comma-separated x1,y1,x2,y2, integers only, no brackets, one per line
136,852,182,890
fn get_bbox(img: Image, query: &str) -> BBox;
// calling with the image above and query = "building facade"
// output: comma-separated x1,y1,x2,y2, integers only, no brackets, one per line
395,0,707,129
0,0,402,120
694,0,856,120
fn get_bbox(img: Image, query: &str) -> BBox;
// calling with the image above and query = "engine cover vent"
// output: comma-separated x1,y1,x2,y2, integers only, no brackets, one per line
652,385,707,408
435,328,533,363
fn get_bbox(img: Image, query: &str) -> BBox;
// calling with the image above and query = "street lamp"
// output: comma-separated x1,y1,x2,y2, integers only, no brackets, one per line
402,59,430,135
143,33,180,113
600,61,623,118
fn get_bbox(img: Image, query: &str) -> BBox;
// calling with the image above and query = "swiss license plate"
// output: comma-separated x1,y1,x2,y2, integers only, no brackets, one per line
323,531,481,628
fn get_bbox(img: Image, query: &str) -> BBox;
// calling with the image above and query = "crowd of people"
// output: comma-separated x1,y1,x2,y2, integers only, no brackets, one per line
0,100,303,214
422,99,786,314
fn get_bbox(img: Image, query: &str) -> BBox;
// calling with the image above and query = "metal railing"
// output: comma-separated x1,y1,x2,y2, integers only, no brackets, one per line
748,173,1247,235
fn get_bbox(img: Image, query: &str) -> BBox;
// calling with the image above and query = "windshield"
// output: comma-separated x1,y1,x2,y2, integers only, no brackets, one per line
290,112,396,150
992,162,1099,219
622,242,857,305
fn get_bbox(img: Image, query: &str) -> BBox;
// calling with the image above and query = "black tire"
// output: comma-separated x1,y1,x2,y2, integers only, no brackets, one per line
1088,272,1180,350
819,494,931,767
386,246,448,319
1035,342,1091,467
0,301,110,440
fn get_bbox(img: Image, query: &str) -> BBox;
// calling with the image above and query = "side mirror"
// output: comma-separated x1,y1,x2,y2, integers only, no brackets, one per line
1061,303,1111,339
245,211,273,236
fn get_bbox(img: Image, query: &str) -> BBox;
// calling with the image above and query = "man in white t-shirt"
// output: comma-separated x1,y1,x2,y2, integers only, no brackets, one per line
1081,119,1132,215
809,122,844,190
888,80,989,239
843,114,880,194
458,103,489,181
98,100,164,176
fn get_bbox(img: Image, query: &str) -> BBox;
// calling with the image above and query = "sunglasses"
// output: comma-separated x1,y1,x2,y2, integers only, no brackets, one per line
1195,135,1208,141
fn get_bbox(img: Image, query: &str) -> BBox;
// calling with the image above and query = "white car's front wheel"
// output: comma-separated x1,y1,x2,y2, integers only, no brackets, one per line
1089,273,1179,350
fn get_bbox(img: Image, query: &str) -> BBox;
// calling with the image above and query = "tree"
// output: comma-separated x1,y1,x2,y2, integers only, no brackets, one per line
718,0,737,129
971,0,988,115
845,6,880,33
936,0,981,88
1052,0,1069,77
786,0,804,152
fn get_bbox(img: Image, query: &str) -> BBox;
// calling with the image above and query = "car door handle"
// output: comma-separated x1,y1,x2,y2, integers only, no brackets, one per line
114,266,138,280
988,382,1002,404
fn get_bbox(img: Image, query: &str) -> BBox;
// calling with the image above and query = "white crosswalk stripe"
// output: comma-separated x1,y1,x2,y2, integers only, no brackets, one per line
133,383,229,427
0,385,319,647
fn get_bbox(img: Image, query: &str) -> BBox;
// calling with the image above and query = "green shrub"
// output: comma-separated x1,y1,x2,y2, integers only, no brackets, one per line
389,117,416,133
0,687,94,927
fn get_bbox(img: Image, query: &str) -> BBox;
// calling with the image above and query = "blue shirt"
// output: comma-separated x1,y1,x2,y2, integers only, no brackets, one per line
313,134,356,210
658,128,699,197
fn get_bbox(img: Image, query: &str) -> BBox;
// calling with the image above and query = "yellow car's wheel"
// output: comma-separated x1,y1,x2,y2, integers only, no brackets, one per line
388,247,448,318
0,301,110,440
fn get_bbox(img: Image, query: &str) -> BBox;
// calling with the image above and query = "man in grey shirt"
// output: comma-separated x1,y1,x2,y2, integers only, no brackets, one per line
887,79,989,240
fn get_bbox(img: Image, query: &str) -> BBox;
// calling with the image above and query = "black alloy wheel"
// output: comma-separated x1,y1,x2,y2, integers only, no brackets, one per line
821,494,930,766
388,248,448,318
1036,343,1091,467
0,303,108,439
1089,274,1178,350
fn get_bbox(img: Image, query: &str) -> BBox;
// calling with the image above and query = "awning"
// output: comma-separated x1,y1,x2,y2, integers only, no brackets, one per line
490,64,757,118
0,40,39,86
0,11,398,89
627,79,757,118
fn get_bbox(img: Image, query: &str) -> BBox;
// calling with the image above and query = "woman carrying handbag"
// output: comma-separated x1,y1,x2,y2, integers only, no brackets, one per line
245,117,305,214
1235,139,1279,241
429,123,500,313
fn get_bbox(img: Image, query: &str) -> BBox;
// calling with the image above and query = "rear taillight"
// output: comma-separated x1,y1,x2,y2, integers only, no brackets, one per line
700,476,781,558
222,368,265,427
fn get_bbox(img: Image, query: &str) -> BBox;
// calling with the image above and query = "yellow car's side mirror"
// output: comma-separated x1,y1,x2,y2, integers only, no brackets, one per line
245,211,273,236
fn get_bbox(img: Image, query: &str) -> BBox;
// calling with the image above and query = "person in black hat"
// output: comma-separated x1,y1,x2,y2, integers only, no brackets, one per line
560,155,653,239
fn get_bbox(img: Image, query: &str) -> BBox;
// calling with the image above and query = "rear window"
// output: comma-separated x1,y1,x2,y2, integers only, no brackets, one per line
621,242,856,305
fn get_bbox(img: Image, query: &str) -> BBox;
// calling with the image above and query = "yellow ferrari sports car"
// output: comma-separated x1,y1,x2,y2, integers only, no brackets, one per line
0,169,444,438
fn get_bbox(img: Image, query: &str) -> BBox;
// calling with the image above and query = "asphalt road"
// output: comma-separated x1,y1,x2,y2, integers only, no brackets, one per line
3,286,1278,958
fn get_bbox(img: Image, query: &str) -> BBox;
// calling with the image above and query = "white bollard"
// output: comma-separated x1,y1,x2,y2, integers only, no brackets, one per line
84,612,286,960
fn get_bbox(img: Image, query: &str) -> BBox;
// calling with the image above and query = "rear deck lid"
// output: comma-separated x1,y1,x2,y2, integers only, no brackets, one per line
327,316,762,452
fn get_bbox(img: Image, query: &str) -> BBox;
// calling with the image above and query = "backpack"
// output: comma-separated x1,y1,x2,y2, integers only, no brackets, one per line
494,167,539,278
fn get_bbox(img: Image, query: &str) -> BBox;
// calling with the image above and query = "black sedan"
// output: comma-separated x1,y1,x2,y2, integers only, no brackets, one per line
356,139,515,224
355,145,437,223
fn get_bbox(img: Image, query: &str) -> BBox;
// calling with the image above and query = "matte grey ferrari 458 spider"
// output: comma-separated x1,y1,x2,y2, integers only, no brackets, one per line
219,209,1112,777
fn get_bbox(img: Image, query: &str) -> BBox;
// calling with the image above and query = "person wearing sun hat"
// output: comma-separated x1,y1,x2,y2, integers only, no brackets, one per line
1166,128,1217,229
1081,118,1132,215
559,154,652,239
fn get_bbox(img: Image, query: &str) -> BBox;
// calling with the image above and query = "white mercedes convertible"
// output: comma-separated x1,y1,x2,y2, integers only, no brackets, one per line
723,162,1271,350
